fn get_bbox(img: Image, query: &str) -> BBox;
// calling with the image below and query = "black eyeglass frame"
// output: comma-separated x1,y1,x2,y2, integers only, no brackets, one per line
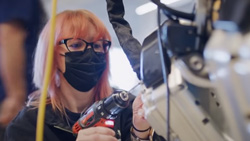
59,38,111,54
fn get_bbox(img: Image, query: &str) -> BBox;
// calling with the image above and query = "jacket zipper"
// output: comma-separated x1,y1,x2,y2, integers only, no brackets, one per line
53,125,73,134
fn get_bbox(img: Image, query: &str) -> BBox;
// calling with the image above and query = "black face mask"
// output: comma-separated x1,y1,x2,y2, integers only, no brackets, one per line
63,49,106,92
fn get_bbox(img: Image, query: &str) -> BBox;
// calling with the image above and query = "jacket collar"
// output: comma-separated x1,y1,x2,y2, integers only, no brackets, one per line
44,104,73,133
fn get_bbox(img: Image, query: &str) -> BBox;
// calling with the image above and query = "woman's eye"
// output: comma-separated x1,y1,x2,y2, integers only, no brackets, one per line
70,43,82,48
93,44,102,49
103,43,109,48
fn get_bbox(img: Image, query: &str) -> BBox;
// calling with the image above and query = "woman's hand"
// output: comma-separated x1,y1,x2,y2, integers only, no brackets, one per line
132,93,151,138
76,126,117,141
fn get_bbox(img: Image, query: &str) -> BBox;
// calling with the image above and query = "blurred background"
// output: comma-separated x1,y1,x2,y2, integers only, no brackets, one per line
42,0,195,91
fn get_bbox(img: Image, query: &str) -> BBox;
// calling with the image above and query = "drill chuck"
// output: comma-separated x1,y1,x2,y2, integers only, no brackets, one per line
103,90,130,116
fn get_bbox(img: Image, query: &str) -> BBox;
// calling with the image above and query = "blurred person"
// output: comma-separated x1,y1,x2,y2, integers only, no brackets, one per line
0,0,46,138
4,9,165,141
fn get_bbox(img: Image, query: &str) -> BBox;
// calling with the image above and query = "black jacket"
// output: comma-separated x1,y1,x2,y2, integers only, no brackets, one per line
5,94,134,141
4,94,165,141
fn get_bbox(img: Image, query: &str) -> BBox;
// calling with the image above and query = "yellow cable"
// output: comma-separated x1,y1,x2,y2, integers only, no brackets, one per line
212,0,221,22
36,0,57,141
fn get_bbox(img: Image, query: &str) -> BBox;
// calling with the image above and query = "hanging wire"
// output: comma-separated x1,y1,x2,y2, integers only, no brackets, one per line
157,8,171,141
36,0,57,141
151,0,195,20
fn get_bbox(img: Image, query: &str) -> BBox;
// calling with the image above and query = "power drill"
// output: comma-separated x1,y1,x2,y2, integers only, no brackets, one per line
72,89,130,139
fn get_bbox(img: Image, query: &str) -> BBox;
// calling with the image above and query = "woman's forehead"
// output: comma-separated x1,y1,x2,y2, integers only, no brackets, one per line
59,24,98,41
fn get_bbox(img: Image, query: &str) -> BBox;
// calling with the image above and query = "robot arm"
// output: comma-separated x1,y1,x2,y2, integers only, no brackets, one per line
141,0,250,141
106,0,250,141
140,26,226,141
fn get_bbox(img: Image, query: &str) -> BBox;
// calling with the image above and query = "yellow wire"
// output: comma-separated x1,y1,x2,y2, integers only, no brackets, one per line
36,0,57,141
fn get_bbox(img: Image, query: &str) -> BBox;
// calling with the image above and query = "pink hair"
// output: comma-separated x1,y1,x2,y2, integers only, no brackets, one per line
32,10,112,113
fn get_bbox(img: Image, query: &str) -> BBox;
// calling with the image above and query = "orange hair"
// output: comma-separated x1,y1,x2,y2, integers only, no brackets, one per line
32,10,112,113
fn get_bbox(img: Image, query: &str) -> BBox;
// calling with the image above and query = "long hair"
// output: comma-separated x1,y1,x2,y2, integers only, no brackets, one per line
31,10,112,113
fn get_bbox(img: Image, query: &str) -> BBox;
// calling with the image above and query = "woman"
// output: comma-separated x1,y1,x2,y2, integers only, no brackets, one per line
5,10,164,141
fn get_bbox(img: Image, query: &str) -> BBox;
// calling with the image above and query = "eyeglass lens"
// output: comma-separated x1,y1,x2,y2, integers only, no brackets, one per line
66,39,110,53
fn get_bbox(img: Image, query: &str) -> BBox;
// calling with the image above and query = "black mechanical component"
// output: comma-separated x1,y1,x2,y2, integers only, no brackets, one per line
160,20,199,57
140,29,171,89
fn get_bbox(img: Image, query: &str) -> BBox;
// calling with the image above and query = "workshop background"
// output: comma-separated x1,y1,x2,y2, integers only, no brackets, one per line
42,0,195,91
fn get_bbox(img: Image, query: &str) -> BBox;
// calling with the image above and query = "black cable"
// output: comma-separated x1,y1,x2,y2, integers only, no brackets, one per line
106,0,142,80
152,0,195,21
157,8,171,141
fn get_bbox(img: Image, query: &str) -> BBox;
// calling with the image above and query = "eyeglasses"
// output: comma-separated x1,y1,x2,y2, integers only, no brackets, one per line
59,38,111,53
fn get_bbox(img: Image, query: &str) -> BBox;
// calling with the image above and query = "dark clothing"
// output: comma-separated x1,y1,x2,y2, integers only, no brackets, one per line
5,93,165,141
5,94,134,141
0,0,46,102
